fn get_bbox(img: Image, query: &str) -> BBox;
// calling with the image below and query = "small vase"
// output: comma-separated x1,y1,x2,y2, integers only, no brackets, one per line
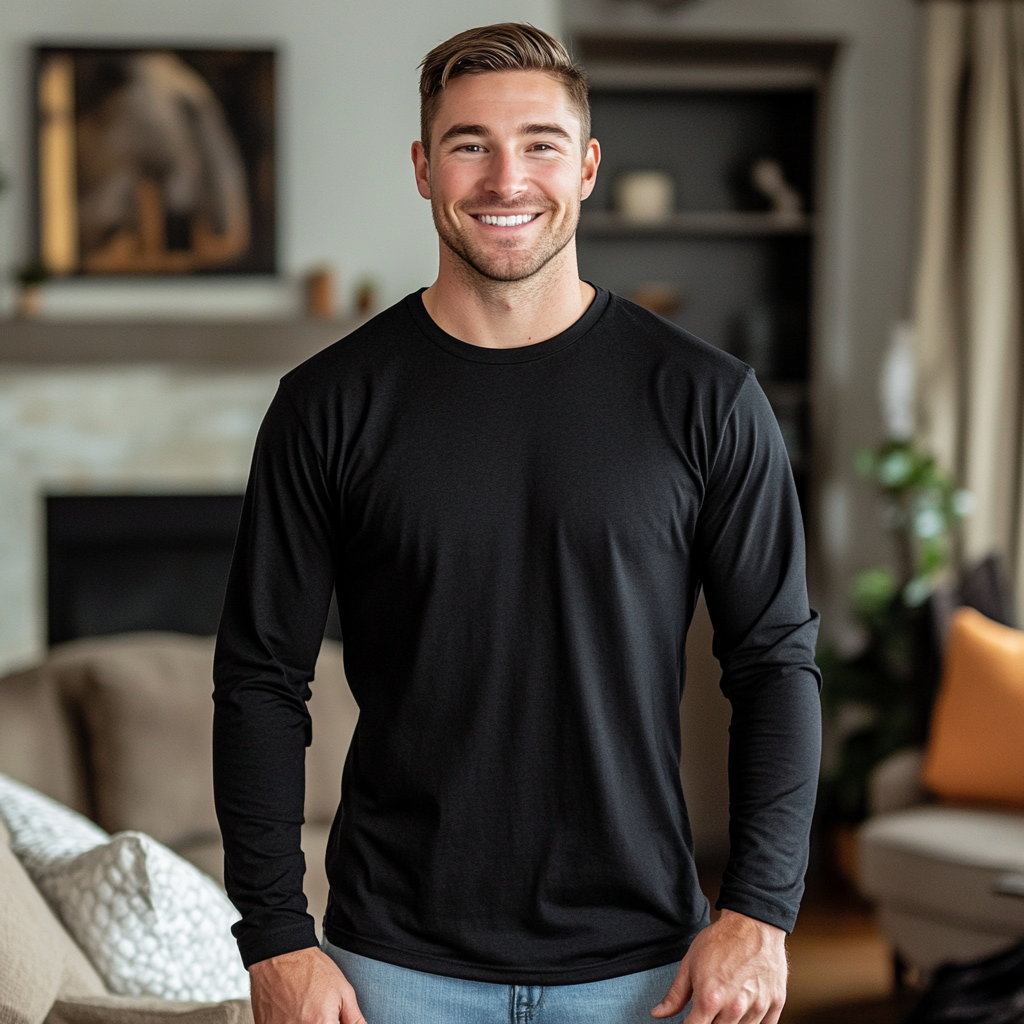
17,286,42,318
304,267,336,319
615,170,675,223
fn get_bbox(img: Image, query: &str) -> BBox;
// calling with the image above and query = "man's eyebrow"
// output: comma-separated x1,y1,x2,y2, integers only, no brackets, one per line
437,123,488,146
519,123,573,142
437,122,575,147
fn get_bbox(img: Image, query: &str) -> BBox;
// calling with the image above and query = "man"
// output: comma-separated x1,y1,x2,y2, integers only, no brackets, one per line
213,23,821,1024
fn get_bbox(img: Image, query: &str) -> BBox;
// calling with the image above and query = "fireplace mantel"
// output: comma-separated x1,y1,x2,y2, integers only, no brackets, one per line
0,316,361,368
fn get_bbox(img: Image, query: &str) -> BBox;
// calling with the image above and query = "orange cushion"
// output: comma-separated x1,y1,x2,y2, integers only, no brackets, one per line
922,607,1024,808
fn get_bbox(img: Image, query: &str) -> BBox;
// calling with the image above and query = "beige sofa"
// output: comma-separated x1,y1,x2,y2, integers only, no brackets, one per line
0,632,358,1024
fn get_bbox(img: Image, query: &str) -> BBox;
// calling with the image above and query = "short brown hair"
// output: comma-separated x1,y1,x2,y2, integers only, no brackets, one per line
419,23,590,156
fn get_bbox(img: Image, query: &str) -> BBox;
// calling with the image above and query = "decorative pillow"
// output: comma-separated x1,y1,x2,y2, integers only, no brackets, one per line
0,775,249,1002
52,633,355,848
0,773,108,873
39,832,249,1001
53,634,223,849
922,607,1024,808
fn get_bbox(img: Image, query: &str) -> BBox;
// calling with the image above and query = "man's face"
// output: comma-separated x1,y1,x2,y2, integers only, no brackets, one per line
412,70,600,282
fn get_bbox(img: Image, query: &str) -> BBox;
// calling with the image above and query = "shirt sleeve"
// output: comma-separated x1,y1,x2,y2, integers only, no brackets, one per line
694,369,822,934
212,383,339,968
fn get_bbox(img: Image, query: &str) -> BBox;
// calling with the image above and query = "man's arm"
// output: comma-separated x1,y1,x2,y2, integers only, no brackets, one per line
213,385,364,1022
656,370,821,1023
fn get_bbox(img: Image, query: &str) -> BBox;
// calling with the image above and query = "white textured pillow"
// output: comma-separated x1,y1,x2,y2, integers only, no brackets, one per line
40,831,249,1001
0,774,108,871
0,775,249,1002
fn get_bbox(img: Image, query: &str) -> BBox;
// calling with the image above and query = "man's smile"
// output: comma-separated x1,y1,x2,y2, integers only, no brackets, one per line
471,213,541,227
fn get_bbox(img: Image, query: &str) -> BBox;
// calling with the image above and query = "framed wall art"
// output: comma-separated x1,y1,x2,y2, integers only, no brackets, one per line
34,45,276,276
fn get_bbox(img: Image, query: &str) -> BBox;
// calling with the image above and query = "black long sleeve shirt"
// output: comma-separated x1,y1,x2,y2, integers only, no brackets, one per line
213,287,821,984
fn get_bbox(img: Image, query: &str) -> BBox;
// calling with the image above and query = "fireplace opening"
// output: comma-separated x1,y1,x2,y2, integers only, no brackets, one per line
46,494,342,646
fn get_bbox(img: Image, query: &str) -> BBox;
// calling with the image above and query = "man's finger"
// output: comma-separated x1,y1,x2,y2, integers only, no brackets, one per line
650,970,693,1019
745,1002,784,1024
733,996,773,1024
691,991,747,1024
339,984,368,1024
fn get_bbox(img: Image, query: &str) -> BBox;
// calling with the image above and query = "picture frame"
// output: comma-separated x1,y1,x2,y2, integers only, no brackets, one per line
34,45,276,276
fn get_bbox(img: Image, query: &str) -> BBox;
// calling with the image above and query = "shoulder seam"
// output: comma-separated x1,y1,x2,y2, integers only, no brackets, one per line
706,366,756,487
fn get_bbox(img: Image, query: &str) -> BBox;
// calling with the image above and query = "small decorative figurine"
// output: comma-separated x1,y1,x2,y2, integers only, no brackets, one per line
750,158,804,222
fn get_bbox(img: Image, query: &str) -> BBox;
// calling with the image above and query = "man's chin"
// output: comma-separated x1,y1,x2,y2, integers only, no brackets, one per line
441,236,573,284
462,258,549,283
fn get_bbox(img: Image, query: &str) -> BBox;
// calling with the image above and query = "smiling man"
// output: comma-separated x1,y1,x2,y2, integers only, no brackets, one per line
213,23,821,1024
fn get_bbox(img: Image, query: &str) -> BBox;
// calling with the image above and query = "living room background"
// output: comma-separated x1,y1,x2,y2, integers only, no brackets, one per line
5,6,1021,1021
0,0,921,886
0,0,922,644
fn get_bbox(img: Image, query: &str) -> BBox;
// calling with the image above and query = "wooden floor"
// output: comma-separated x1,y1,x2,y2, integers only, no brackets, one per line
783,883,913,1023
702,875,915,1023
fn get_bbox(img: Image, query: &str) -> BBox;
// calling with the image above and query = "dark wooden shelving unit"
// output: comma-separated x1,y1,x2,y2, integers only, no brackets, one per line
578,210,814,237
574,35,836,520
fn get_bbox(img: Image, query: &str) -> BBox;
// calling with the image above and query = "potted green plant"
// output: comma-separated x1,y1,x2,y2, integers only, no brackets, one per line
817,327,972,879
820,441,971,818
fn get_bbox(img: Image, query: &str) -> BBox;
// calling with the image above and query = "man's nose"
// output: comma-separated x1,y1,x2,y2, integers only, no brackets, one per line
482,148,529,199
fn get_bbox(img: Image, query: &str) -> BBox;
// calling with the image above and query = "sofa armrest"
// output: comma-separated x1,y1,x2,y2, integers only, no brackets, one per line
868,747,928,816
46,997,252,1024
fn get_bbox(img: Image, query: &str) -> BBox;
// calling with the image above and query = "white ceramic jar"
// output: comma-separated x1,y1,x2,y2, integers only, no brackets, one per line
614,170,675,223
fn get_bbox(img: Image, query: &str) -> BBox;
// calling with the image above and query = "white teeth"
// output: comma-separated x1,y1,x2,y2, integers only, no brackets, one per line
478,213,537,226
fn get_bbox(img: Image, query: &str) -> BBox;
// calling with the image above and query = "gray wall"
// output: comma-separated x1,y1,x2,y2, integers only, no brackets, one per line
565,0,922,861
0,0,557,316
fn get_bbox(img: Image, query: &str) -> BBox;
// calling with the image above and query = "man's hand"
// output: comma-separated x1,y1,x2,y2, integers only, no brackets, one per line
249,947,367,1024
651,909,787,1023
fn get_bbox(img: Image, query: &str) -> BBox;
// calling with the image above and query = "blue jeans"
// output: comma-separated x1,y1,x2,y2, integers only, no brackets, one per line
322,940,690,1023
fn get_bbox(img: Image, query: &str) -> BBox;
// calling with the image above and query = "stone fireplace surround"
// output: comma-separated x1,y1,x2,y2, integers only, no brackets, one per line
0,316,355,674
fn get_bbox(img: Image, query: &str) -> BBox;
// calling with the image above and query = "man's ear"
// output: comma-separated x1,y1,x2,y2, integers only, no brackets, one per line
580,138,601,201
412,141,432,200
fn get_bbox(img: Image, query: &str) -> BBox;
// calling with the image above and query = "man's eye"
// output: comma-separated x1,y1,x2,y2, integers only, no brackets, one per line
460,144,484,152
532,143,554,151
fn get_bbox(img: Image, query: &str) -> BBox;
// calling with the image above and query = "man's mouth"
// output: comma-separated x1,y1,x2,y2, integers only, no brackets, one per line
472,213,540,227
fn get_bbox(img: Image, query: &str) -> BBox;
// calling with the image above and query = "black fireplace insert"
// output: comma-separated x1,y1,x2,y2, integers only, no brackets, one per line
46,494,341,645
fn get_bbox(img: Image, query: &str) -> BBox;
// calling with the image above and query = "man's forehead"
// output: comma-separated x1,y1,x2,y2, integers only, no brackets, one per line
432,70,580,134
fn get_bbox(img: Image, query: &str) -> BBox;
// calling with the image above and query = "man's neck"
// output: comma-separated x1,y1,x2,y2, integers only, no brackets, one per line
421,243,595,350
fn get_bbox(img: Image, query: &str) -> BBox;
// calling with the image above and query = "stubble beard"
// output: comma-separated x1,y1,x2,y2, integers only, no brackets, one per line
432,195,581,284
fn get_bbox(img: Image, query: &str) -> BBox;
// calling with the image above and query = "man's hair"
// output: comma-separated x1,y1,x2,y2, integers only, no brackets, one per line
418,23,590,156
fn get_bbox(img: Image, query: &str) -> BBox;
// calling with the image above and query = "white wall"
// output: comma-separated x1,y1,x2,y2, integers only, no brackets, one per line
0,0,558,317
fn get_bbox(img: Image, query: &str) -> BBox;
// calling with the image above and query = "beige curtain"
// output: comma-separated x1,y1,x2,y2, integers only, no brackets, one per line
914,0,1024,611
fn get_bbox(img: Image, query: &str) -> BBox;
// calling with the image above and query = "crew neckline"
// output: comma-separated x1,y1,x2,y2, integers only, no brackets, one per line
406,286,610,364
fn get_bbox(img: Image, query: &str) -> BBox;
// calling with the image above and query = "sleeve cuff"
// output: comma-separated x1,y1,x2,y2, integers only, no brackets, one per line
234,917,320,969
715,884,801,935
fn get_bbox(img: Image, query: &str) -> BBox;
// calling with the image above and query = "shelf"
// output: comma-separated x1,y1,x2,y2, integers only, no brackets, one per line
0,316,362,368
584,62,826,92
577,210,813,238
